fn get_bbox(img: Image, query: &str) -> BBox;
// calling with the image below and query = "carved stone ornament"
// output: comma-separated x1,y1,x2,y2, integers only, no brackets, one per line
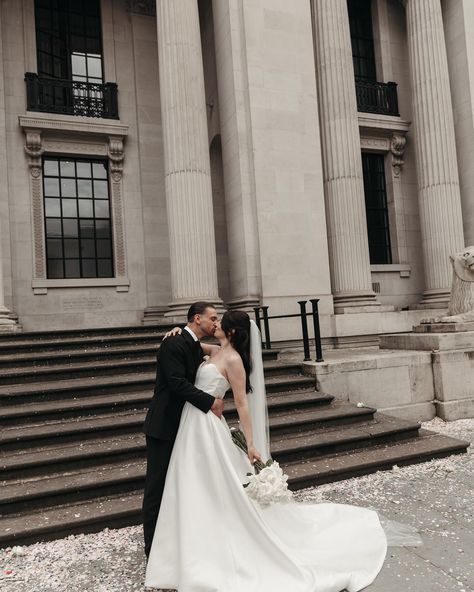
108,136,125,182
24,131,44,178
125,0,156,16
390,133,407,177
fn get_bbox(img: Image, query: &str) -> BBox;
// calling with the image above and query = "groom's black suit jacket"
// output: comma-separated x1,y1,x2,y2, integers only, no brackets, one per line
143,329,215,441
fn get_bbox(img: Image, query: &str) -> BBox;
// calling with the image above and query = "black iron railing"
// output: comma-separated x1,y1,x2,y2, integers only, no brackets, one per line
25,73,119,119
355,79,399,116
254,299,324,362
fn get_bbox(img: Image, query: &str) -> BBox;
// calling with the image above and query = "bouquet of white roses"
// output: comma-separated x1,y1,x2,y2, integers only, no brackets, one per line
231,428,293,507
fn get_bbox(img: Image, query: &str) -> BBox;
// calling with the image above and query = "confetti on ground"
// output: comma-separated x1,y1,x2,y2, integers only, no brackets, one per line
0,418,472,592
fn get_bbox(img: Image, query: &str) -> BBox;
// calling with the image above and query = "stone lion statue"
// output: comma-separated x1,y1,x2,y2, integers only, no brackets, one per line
440,246,474,323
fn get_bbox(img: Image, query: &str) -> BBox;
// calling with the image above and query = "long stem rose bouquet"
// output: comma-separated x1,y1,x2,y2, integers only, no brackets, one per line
231,428,293,507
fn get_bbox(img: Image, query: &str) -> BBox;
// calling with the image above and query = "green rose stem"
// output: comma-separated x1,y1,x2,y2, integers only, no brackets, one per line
230,428,272,474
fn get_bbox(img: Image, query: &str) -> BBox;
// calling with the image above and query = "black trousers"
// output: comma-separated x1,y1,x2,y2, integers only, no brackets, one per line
142,435,175,558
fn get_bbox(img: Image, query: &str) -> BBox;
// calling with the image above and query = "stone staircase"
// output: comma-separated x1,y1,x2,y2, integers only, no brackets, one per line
0,326,469,547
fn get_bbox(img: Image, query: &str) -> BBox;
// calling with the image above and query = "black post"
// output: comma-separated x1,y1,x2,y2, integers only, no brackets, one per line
309,298,324,362
253,307,262,334
297,300,310,361
25,72,39,111
261,306,271,350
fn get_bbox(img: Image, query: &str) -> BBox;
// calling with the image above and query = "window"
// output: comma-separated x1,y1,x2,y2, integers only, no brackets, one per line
34,0,105,116
362,153,392,265
43,156,114,279
347,0,376,81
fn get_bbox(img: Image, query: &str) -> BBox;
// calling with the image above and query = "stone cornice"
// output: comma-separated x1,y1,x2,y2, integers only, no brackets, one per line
358,113,411,135
19,114,129,138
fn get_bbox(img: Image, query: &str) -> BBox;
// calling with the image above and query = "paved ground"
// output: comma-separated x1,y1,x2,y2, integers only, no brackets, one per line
0,417,472,592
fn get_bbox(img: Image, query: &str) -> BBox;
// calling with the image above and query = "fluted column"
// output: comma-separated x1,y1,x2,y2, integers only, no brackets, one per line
312,0,378,312
405,0,465,306
0,8,17,331
156,0,222,316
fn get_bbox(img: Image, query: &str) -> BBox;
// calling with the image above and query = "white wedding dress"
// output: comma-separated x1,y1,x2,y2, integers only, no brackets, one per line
145,362,388,592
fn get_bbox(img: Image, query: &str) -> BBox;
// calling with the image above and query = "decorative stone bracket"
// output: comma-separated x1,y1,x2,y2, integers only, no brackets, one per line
19,114,129,292
358,113,410,178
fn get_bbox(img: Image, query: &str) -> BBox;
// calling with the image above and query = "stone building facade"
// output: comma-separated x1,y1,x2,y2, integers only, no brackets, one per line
0,0,473,343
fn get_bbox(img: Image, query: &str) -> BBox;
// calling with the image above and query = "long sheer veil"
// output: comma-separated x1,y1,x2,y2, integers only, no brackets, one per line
248,320,271,462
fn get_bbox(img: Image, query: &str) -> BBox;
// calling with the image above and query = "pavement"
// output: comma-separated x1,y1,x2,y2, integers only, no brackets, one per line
0,417,472,592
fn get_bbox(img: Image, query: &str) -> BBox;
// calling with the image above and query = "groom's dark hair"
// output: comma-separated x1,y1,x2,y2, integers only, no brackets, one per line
187,301,215,322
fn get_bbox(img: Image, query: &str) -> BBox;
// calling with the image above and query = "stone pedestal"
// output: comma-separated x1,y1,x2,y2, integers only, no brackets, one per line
381,327,474,420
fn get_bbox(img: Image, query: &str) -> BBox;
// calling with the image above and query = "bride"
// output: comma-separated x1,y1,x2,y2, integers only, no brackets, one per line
145,310,399,592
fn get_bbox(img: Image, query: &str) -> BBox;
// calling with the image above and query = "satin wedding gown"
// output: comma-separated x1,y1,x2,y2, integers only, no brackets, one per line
145,362,387,592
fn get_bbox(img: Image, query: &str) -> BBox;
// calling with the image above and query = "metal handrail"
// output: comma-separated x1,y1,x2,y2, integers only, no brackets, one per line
355,79,399,116
253,299,324,362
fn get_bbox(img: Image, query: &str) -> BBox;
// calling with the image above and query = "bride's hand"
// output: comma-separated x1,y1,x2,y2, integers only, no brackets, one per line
164,326,182,339
248,445,262,465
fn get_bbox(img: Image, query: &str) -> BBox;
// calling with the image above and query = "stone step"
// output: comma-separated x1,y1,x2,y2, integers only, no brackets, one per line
267,400,376,434
0,459,147,514
0,357,158,384
0,342,161,368
0,431,468,547
0,372,155,405
0,390,332,448
0,370,311,405
0,358,301,385
0,492,143,548
0,409,409,481
270,414,421,462
284,431,470,488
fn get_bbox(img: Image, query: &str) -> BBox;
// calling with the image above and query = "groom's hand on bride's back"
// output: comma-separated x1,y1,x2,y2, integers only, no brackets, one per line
211,398,224,417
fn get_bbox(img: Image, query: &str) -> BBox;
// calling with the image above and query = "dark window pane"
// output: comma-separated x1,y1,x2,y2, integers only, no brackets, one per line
96,239,111,258
81,239,95,258
47,259,64,278
93,179,108,198
82,258,96,277
76,161,91,177
47,238,63,258
46,218,62,237
77,179,92,197
95,219,110,239
94,200,109,217
97,259,113,277
80,219,95,238
45,198,61,217
44,159,59,176
44,178,60,197
63,219,78,238
92,162,107,179
60,160,75,177
64,238,79,258
64,259,81,278
79,199,94,217
62,199,77,217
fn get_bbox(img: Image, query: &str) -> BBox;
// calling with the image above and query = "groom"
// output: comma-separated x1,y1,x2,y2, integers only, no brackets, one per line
142,301,224,558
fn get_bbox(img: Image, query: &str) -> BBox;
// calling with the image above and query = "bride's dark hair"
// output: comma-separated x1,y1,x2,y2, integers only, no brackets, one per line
221,310,252,393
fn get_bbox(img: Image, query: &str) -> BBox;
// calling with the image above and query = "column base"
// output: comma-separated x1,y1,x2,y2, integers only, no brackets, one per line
142,306,171,326
226,296,261,313
0,306,21,332
164,298,225,323
409,288,450,310
333,290,384,314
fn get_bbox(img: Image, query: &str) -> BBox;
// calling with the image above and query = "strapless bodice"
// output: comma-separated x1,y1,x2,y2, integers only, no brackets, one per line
195,362,229,400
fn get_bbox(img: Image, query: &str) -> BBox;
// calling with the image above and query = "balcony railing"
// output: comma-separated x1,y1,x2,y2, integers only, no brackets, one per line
355,80,399,117
25,73,119,120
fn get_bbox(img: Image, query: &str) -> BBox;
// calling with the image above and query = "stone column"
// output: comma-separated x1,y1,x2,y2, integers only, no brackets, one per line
312,0,378,312
404,0,465,306
156,0,222,317
0,8,18,331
